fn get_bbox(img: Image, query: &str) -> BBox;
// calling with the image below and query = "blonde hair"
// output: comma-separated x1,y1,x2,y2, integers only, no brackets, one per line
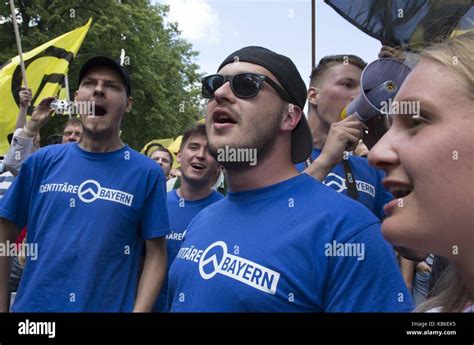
416,264,471,312
415,31,474,313
421,30,474,99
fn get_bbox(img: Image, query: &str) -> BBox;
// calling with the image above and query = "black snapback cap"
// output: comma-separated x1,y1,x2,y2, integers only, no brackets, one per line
78,56,131,96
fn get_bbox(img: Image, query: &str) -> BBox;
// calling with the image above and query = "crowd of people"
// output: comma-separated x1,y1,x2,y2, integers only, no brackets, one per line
0,31,472,313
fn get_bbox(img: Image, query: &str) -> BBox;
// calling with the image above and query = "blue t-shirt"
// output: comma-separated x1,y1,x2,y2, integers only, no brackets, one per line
154,189,223,312
295,148,393,219
0,143,170,312
168,174,414,312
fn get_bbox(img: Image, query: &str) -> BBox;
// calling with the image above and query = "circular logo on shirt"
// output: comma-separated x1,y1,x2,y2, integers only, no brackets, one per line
77,179,101,203
324,173,346,193
199,241,227,280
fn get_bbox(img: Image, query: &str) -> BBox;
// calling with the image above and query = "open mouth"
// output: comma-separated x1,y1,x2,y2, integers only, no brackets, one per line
190,163,206,170
213,111,237,124
92,104,107,117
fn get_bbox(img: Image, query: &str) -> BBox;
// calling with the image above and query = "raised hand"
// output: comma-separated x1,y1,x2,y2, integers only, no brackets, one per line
24,97,56,135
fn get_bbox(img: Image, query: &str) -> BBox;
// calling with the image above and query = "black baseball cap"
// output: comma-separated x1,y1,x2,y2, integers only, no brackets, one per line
78,56,132,96
218,46,312,164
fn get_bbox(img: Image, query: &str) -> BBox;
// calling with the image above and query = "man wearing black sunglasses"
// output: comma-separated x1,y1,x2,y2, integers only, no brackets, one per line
167,46,413,312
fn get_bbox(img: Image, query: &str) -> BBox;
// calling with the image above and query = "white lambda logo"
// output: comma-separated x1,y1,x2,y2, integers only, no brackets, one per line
324,173,375,197
77,179,101,203
77,180,133,206
177,241,280,295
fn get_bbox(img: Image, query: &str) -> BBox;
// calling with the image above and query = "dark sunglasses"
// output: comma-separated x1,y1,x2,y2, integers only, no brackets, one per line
201,73,292,103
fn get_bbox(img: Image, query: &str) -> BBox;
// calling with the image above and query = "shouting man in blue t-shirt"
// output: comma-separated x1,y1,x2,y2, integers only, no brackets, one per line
168,46,414,312
153,123,223,312
295,55,393,220
0,56,170,312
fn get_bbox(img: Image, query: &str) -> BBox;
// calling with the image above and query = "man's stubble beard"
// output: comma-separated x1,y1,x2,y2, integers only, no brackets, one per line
80,113,122,141
208,107,284,172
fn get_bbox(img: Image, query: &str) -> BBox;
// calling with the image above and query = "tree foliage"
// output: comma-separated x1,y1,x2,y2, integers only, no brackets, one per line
0,0,203,150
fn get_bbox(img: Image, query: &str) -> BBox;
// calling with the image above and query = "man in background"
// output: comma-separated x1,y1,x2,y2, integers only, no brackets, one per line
297,54,393,220
154,123,222,312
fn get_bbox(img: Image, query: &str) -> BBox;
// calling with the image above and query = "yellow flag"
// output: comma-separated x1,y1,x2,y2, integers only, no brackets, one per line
0,18,92,155
141,138,175,156
141,137,181,169
167,136,183,157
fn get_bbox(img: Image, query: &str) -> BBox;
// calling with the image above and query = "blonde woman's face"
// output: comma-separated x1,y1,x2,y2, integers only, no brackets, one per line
369,58,474,258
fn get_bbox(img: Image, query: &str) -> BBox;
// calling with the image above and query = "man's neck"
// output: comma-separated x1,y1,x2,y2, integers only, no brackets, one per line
308,110,329,150
177,179,213,201
79,133,124,153
226,144,298,193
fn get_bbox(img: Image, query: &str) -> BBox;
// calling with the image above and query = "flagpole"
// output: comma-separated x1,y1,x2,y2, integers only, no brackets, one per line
311,0,315,70
64,75,70,101
64,74,72,119
9,0,28,88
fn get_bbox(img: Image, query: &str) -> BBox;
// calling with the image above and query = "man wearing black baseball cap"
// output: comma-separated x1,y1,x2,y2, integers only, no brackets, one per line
0,56,170,312
167,46,413,312
78,56,132,97
75,56,132,151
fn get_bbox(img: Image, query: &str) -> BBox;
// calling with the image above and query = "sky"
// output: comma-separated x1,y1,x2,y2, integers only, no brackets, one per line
156,0,382,86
